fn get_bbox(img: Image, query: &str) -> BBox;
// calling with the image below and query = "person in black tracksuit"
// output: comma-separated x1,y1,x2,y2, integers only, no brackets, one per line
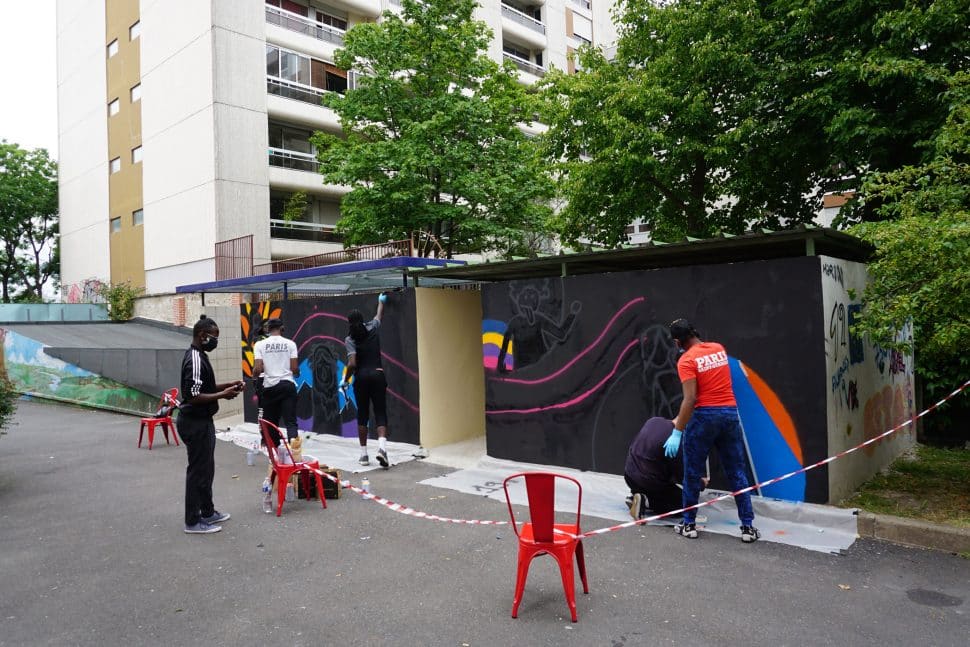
179,316,244,534
343,293,390,468
624,417,708,520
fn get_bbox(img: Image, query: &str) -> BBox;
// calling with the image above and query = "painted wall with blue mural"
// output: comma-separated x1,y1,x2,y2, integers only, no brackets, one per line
481,257,830,503
240,292,420,444
0,327,158,415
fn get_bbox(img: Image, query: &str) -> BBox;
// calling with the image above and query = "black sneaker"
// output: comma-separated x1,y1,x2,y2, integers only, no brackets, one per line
674,522,698,538
376,449,389,469
358,454,370,466
741,525,761,543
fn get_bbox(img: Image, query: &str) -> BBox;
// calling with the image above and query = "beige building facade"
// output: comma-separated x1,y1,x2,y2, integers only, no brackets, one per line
57,0,621,300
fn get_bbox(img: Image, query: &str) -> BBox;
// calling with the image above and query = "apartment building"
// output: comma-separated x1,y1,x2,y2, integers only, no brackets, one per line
56,0,620,296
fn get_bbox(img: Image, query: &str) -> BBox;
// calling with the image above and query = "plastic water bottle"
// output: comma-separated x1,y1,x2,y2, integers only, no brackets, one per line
246,442,257,466
285,481,295,501
361,477,370,494
261,478,273,514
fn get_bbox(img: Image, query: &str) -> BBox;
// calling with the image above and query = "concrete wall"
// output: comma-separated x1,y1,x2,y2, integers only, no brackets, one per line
57,0,111,288
820,255,916,502
415,288,486,448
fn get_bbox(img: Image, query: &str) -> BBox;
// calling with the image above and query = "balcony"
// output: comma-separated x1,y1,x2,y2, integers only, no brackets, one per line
571,0,591,10
503,52,546,79
269,147,319,173
267,76,327,105
268,148,348,197
501,4,545,35
270,218,343,242
265,5,345,46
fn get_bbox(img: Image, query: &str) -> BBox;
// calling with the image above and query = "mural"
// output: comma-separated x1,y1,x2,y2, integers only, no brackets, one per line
820,256,915,501
1,327,157,415
240,292,420,444
480,258,829,503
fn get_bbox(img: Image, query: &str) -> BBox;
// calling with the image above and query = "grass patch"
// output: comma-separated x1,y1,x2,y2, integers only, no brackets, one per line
840,445,970,529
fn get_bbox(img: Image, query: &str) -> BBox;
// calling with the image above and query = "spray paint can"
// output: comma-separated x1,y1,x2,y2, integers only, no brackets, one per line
361,477,370,494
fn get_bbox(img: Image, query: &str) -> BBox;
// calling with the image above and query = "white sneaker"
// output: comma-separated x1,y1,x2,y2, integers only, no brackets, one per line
358,455,370,466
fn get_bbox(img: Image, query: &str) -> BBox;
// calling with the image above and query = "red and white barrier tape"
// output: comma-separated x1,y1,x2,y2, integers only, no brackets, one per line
302,379,968,537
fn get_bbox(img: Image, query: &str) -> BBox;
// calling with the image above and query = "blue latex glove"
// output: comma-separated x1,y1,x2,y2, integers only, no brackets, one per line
378,292,388,304
663,429,683,458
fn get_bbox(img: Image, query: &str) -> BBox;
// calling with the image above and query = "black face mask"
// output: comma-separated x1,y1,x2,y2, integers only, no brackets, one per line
201,335,219,352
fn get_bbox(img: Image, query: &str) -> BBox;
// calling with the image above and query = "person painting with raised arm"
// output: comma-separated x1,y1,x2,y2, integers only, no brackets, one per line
342,292,391,469
664,318,760,543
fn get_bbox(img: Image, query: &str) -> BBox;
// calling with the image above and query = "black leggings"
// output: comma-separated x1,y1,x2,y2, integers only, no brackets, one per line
353,370,387,427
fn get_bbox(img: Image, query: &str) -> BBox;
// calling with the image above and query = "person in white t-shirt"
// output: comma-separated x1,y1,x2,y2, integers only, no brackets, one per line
253,317,300,447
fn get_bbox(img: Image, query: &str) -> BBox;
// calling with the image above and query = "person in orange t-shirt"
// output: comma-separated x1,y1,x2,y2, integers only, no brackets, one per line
663,318,760,543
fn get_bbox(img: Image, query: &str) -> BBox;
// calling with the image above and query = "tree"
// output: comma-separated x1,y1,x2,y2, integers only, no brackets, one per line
538,0,967,246
0,141,59,302
312,0,554,258
850,71,970,436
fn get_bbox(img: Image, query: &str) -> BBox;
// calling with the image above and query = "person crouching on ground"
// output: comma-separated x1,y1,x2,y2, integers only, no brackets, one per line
625,416,709,521
180,315,244,534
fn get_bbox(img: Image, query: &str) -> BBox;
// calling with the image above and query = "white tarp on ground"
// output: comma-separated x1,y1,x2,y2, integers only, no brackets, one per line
418,456,859,555
217,423,418,474
218,427,857,554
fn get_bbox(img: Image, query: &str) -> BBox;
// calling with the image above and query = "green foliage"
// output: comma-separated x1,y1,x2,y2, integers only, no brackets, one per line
850,72,970,410
0,375,15,436
97,281,143,321
313,0,554,257
538,0,967,246
281,191,309,223
0,141,59,302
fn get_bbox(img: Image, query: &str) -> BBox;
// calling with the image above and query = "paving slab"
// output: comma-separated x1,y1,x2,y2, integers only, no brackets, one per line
1,400,968,647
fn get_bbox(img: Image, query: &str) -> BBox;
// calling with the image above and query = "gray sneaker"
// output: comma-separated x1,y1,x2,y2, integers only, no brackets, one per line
358,454,370,466
202,511,230,525
184,521,221,534
376,449,389,469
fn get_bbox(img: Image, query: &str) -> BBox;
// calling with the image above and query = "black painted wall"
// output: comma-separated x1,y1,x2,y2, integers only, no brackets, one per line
481,257,829,502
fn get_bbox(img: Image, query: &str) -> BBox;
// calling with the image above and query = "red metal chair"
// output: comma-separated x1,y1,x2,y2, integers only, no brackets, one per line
138,388,180,450
258,418,327,517
503,471,589,622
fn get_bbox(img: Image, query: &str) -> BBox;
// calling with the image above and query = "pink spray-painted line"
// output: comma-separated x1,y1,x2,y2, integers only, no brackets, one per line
381,352,419,380
387,387,419,412
291,311,348,341
491,296,645,386
487,338,640,415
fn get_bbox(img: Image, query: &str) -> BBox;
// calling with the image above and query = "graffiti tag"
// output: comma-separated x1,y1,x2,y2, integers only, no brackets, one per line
822,262,845,287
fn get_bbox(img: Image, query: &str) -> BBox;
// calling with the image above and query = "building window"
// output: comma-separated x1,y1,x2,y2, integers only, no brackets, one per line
268,122,314,154
107,39,119,58
132,146,142,163
108,98,120,116
130,83,141,102
132,209,144,226
129,21,141,40
110,157,121,173
110,217,121,233
316,10,348,31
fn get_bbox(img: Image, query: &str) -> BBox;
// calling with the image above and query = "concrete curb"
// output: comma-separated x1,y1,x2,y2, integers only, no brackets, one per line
857,512,970,554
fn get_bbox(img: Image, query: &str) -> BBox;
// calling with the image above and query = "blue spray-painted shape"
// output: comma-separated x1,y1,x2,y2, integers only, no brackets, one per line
729,357,806,502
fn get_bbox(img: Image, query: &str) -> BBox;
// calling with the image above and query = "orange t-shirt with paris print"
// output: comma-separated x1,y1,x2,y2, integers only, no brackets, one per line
676,341,737,407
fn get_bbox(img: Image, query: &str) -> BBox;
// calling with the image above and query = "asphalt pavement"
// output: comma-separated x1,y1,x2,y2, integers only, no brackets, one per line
1,400,968,646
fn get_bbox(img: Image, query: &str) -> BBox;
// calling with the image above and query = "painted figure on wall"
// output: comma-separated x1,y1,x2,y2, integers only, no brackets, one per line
496,280,582,373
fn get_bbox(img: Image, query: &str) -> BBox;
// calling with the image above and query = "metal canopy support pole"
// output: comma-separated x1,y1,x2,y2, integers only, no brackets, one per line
561,262,568,278
805,237,816,256
402,268,409,288
201,292,206,307
283,282,289,301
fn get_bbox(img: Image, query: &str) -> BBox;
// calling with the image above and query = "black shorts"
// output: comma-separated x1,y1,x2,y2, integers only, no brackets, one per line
353,370,388,427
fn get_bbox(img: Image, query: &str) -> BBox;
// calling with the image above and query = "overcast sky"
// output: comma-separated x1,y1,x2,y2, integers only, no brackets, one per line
1,0,58,155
